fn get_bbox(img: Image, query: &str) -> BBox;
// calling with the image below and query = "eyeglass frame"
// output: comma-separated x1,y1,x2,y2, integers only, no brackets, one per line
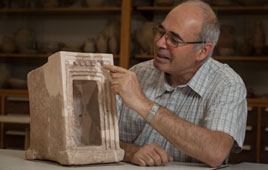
152,25,207,48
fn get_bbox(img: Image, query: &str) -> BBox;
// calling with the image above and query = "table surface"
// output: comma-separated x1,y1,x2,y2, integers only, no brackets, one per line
0,149,268,170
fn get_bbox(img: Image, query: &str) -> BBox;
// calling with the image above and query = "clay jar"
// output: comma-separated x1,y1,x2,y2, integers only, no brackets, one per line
1,36,16,53
135,22,155,55
0,64,10,88
83,38,96,53
15,28,35,53
251,20,265,56
217,25,236,56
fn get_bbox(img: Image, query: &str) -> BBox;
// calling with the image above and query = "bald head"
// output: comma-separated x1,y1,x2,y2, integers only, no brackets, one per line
167,0,220,47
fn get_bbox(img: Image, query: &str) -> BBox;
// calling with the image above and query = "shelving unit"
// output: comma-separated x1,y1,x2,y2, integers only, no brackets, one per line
0,0,131,150
0,1,268,163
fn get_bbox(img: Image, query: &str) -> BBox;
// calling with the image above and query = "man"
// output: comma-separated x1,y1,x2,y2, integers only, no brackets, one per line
104,0,247,168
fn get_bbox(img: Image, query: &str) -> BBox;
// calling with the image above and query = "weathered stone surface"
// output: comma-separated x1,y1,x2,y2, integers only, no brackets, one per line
25,51,124,165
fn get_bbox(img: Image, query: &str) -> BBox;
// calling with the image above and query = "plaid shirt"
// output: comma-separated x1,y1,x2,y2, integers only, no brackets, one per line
116,58,247,163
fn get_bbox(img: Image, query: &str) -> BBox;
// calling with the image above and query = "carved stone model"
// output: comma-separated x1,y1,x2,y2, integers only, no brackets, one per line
25,51,124,165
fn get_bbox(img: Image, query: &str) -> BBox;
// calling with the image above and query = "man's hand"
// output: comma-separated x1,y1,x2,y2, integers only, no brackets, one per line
121,142,173,166
103,65,153,113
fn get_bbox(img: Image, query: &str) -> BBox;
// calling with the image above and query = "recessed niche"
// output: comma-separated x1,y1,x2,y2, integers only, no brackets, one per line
73,80,102,146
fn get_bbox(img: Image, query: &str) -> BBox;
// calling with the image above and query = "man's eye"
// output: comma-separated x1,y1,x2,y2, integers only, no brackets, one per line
159,30,165,36
169,36,179,44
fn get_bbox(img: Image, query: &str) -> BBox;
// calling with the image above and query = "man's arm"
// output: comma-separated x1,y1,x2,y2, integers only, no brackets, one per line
104,64,234,168
148,106,234,168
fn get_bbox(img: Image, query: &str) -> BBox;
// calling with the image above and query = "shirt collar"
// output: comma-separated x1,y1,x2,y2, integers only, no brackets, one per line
154,57,212,98
187,57,212,97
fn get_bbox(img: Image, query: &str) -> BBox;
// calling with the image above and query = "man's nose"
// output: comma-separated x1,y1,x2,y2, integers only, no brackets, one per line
154,35,168,49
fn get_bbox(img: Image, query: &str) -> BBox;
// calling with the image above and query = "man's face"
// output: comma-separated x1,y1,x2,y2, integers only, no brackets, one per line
153,4,204,77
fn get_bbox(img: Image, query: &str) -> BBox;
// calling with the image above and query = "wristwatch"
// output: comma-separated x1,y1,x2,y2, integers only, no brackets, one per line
146,103,160,124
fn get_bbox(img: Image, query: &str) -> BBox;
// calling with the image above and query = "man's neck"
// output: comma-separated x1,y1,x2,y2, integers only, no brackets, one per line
166,61,204,87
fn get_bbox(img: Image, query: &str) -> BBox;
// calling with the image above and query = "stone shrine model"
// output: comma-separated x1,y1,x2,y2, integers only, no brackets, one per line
25,51,124,165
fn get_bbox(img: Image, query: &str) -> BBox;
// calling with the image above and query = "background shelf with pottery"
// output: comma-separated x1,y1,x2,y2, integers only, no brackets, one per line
0,0,131,150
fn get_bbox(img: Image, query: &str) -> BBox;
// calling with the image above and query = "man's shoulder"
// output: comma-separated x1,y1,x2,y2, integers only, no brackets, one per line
210,58,244,86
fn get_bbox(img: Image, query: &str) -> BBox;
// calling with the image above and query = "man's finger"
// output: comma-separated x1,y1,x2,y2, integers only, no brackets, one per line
103,64,128,73
110,72,126,79
147,150,162,166
132,157,146,166
153,146,170,165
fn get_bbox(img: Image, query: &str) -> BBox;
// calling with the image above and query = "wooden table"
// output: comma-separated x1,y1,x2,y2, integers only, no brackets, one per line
1,149,268,170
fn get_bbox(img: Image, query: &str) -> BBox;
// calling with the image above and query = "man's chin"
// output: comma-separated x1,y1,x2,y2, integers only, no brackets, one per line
153,59,167,72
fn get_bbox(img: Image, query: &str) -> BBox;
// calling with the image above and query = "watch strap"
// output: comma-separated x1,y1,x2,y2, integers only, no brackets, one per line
146,103,160,123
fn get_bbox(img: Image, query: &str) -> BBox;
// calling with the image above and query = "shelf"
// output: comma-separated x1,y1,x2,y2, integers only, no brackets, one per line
0,53,120,59
0,89,28,96
0,53,49,58
0,7,121,15
248,98,268,107
0,115,30,124
134,55,268,61
213,56,268,61
135,6,268,14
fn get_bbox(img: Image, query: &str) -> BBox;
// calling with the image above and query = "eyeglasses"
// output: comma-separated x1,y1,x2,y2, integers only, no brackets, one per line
152,25,206,48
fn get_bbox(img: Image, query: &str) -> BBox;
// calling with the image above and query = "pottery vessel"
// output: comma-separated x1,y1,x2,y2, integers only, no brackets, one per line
37,41,62,53
7,78,27,89
96,34,108,53
135,22,156,55
1,36,16,53
83,38,96,53
0,64,10,88
15,28,35,53
108,35,119,54
216,25,236,56
251,20,265,56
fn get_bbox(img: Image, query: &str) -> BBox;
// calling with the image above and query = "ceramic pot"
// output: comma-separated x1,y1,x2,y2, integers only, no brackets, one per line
108,35,119,54
7,78,27,89
15,28,35,53
216,25,236,56
96,33,108,53
0,64,10,88
37,41,62,53
135,22,156,55
83,38,96,53
251,20,265,56
1,36,16,53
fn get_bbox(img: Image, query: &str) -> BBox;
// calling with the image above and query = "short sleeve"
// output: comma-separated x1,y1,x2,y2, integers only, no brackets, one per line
204,81,247,153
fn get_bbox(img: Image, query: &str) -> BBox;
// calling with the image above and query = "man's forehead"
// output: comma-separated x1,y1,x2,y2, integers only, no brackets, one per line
163,4,203,34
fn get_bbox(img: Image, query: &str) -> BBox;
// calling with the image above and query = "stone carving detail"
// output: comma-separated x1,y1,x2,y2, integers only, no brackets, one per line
25,51,124,165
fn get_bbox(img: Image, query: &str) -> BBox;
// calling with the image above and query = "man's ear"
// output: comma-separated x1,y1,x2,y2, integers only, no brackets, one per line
196,42,213,61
